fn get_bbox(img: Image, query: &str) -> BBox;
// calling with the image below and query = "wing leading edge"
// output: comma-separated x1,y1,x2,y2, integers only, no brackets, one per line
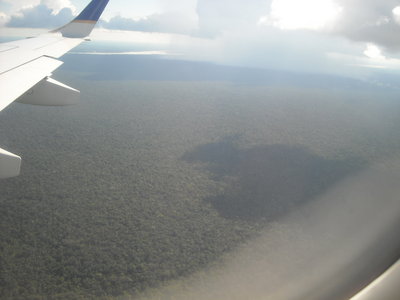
0,0,110,178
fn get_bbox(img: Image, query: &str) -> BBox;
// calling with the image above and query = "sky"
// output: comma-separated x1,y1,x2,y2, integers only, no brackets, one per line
2,0,400,77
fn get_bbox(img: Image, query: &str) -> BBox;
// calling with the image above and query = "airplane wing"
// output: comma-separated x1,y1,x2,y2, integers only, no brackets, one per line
0,0,110,179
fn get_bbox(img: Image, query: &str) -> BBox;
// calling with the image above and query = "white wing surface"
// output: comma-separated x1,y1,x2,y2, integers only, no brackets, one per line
0,0,110,178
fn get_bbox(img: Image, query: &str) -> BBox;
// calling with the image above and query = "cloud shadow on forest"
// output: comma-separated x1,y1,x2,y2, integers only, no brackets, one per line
182,136,365,221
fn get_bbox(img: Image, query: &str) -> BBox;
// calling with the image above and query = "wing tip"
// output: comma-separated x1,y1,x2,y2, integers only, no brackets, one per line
56,0,110,38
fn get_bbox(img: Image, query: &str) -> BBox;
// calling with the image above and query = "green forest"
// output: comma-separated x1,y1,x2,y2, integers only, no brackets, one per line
1,68,400,299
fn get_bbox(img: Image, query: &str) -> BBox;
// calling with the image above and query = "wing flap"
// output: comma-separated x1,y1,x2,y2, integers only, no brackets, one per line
0,56,63,111
0,148,21,179
17,77,80,106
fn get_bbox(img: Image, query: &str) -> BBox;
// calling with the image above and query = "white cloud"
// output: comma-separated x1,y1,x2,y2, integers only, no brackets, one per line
90,28,173,45
4,0,400,77
70,50,168,56
101,12,198,35
2,0,74,12
268,0,342,30
157,0,197,16
41,0,75,14
332,0,400,51
84,0,400,76
0,0,76,28
364,43,386,60
3,0,40,11
195,0,269,37
0,11,10,26
392,6,400,24
6,3,74,28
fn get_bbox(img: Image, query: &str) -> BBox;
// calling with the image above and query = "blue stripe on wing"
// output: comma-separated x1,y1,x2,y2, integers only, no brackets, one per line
74,0,110,21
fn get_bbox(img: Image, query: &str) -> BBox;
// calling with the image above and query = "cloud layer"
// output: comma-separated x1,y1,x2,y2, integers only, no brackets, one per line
3,0,400,52
195,0,268,37
100,12,197,35
6,4,73,28
2,0,400,76
333,0,400,51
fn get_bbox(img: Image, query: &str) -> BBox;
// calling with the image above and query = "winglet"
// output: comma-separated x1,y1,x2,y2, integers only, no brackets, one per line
56,0,110,38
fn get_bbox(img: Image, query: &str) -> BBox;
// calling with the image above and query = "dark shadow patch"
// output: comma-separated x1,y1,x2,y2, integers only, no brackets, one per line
182,135,242,178
183,138,365,221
